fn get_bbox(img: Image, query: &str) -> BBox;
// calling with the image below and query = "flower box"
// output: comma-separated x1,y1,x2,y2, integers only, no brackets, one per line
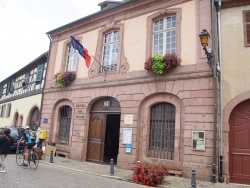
53,71,76,87
144,53,181,75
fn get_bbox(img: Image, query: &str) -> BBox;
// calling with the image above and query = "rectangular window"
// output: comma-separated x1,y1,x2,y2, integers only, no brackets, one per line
1,104,6,117
101,31,119,72
243,10,250,47
22,72,30,89
6,103,11,117
66,45,78,71
5,82,11,95
9,79,15,94
36,64,44,83
153,16,176,56
0,87,2,98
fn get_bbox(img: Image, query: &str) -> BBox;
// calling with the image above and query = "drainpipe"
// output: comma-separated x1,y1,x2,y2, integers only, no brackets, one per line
211,0,218,183
217,0,224,183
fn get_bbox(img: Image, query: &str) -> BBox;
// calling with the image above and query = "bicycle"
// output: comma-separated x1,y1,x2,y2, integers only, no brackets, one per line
16,142,39,170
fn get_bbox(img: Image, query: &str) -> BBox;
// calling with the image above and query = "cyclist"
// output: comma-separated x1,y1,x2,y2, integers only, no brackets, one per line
18,126,36,167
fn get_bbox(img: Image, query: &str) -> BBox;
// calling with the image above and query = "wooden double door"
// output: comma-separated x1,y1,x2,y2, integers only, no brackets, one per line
229,99,250,184
86,113,120,164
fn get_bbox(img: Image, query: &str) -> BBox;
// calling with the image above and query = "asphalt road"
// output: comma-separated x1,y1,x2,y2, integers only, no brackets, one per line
0,154,148,188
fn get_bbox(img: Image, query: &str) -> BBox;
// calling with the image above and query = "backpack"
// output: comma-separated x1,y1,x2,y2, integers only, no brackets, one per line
29,130,37,140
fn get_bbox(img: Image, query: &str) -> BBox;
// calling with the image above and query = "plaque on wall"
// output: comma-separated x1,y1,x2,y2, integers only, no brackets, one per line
75,114,84,119
192,131,205,151
122,128,132,144
124,114,133,125
74,103,86,108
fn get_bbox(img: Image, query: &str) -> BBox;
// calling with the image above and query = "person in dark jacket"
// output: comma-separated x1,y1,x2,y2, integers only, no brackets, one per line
0,128,14,172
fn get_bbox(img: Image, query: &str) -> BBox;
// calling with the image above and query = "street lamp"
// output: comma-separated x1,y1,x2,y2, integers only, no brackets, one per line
199,29,213,65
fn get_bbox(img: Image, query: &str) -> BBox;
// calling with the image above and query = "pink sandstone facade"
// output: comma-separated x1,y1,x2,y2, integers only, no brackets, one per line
41,0,215,181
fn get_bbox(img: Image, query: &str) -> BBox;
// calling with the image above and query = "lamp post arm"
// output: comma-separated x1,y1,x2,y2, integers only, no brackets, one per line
203,46,213,66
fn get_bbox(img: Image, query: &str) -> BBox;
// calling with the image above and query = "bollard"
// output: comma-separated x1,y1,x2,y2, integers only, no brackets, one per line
49,150,54,163
191,168,196,188
110,159,114,176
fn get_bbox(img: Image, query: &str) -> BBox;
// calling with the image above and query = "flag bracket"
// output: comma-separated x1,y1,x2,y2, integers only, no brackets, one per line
92,56,107,81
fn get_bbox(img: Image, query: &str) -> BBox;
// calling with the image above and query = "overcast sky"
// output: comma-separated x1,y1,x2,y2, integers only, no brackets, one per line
0,0,120,81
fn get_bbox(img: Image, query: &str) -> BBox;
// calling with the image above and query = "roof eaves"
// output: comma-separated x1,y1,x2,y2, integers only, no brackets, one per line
46,0,136,35
0,51,48,84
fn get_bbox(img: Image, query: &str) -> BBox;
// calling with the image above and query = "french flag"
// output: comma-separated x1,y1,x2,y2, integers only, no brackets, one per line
70,36,91,68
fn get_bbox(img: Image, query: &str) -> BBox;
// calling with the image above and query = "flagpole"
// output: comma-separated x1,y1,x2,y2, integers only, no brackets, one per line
91,55,107,81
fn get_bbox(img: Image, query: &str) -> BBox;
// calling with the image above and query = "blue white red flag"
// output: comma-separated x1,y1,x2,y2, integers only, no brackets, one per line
70,36,91,68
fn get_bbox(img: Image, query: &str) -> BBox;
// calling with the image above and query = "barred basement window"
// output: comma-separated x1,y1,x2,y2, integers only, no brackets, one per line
148,102,175,160
59,106,72,144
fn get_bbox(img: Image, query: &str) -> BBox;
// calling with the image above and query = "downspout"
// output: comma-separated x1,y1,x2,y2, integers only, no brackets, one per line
217,0,224,183
211,0,218,183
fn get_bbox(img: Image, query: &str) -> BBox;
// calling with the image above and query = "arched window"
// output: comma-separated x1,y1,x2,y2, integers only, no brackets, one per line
66,44,78,71
153,16,176,56
29,108,39,130
149,102,175,160
101,31,120,72
59,106,72,144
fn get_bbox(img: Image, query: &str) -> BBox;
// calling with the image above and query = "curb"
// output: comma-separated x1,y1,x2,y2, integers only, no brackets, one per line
40,160,129,182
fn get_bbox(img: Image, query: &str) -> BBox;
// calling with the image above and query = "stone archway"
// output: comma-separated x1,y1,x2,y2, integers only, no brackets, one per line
29,107,40,131
229,99,250,184
86,97,121,164
223,91,250,182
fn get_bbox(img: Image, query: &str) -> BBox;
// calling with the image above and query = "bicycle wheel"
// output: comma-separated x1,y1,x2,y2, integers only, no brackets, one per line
16,152,24,166
28,153,39,170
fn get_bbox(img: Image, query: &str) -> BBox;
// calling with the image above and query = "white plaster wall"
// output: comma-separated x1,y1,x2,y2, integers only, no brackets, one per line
221,5,250,107
0,94,42,127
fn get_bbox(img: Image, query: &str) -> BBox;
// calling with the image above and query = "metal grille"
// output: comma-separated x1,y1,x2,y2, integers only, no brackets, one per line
99,64,117,73
149,103,175,160
59,106,72,143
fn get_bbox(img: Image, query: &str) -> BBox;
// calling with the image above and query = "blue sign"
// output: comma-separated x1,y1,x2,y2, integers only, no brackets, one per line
43,118,48,123
125,144,132,153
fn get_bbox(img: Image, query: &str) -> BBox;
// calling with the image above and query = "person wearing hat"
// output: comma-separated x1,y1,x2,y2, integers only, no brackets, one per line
18,126,36,167
0,128,14,172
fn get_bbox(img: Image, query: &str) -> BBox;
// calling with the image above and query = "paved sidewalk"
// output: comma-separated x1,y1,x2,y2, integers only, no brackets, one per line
40,155,250,188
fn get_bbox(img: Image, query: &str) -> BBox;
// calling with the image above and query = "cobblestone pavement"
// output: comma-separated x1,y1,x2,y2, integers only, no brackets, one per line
5,154,250,188
2,155,147,188
38,155,250,188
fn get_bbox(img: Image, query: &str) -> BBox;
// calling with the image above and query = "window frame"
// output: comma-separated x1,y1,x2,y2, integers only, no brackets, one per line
89,22,129,77
146,8,181,58
1,104,6,118
100,30,120,73
243,10,250,47
59,105,72,145
149,102,176,160
61,38,80,73
153,16,177,56
6,103,11,117
35,64,44,84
